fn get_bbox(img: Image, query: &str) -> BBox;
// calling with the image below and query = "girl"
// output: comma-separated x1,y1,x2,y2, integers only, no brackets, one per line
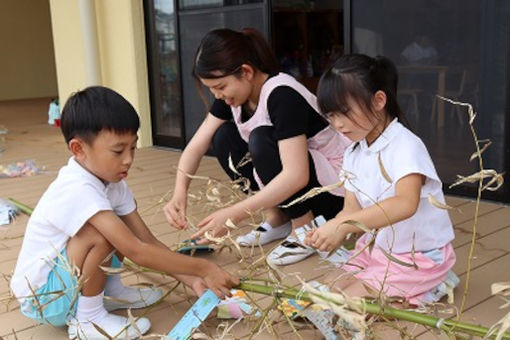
305,54,458,305
163,28,350,265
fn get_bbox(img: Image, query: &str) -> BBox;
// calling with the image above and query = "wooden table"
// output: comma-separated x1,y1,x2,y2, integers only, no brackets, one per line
398,64,448,128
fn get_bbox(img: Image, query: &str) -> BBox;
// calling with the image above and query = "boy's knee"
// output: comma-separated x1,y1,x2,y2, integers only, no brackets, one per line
81,223,114,251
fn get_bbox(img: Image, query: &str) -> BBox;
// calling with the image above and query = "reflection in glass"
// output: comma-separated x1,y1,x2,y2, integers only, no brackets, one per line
154,0,182,138
272,0,343,92
179,0,261,10
352,0,510,200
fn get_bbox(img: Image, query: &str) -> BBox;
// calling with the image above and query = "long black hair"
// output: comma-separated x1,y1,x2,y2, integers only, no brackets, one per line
193,27,280,79
317,54,407,127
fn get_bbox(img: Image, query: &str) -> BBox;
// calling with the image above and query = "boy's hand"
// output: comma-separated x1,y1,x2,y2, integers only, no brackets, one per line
164,193,187,229
178,275,208,297
304,219,348,253
201,263,240,299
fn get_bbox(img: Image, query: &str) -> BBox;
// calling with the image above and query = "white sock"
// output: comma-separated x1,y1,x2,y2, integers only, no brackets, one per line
105,274,125,297
259,221,274,231
76,291,108,323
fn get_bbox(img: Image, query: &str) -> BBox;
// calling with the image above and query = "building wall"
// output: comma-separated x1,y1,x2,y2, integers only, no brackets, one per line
0,0,58,101
49,0,152,147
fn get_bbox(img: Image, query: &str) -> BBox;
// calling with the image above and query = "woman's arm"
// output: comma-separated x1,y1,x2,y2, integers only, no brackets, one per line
164,113,226,228
173,113,226,195
192,134,311,240
230,134,310,220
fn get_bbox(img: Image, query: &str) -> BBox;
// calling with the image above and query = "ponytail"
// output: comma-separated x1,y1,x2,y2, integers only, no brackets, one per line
317,54,408,127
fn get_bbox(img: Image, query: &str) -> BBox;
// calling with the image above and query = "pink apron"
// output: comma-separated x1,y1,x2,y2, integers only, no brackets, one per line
230,73,350,196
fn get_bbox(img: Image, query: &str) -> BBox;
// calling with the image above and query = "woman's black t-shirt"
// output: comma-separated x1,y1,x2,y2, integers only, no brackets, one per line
209,85,328,141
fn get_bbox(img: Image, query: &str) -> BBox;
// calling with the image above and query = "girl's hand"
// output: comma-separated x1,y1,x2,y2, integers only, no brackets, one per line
191,207,237,245
304,219,348,253
164,192,188,229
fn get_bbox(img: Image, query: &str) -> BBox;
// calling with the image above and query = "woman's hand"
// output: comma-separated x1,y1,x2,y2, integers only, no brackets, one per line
164,192,188,229
304,218,348,253
191,207,239,245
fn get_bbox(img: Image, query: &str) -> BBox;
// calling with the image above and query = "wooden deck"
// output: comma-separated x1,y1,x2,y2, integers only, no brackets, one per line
1,98,509,339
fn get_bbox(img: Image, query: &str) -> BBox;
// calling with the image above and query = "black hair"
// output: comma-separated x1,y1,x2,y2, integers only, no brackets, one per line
317,54,407,127
193,27,280,80
60,86,140,144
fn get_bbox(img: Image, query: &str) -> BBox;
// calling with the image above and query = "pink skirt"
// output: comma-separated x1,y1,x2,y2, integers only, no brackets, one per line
340,237,456,305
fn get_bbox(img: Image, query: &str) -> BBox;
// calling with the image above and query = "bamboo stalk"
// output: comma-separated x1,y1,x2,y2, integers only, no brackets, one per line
7,198,33,216
238,282,510,340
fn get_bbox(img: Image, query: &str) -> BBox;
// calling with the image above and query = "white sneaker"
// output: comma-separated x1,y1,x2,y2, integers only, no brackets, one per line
104,286,163,312
68,312,151,339
236,221,292,246
267,236,315,265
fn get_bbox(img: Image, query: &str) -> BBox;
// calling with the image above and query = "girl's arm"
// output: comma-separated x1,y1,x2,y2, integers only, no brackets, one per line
306,173,424,252
164,113,226,228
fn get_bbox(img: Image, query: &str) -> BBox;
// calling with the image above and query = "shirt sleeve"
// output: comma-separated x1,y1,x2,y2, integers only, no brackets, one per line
110,181,136,216
267,86,309,140
45,182,113,237
209,99,232,120
389,136,442,198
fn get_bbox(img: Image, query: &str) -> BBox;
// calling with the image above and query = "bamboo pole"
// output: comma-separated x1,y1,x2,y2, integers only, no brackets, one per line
7,198,33,216
238,281,510,339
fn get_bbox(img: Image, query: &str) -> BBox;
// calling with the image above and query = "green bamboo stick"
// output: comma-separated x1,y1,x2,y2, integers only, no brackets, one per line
238,282,510,340
120,258,508,339
7,198,33,216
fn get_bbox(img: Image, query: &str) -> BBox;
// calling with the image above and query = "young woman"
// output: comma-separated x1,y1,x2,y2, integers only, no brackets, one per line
164,28,350,265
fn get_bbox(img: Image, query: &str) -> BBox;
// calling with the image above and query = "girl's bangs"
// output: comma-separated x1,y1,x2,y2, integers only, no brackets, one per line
317,72,350,115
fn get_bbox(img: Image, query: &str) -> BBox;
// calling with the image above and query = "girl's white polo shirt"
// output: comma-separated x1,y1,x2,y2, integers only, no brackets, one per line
343,119,454,253
11,157,136,303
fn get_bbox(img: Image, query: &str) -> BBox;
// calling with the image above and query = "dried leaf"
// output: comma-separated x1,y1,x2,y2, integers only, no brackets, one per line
99,266,127,274
437,96,476,125
378,152,392,183
279,180,344,208
91,322,114,339
380,248,418,269
470,140,492,162
482,173,505,192
492,282,510,296
225,218,238,230
487,311,510,340
228,154,242,176
341,219,371,233
428,194,453,210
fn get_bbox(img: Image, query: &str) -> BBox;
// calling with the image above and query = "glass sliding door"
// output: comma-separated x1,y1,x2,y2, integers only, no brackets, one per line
178,1,268,143
352,0,510,202
145,0,185,148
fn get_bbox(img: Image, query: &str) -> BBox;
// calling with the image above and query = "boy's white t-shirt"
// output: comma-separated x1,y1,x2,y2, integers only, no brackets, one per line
10,157,136,302
343,118,454,253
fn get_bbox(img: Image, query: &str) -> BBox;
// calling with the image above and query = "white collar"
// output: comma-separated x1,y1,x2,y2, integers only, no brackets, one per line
358,118,402,153
67,157,108,188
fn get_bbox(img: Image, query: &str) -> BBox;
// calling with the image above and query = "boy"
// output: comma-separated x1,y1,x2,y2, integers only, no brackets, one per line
11,86,239,339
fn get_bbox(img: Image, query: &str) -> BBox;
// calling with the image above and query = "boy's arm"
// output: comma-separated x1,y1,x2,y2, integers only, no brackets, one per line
119,210,208,295
119,210,167,248
88,210,238,298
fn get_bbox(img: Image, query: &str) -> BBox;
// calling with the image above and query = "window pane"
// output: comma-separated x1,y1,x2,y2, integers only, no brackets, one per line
179,0,261,10
353,0,510,200
153,0,183,138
